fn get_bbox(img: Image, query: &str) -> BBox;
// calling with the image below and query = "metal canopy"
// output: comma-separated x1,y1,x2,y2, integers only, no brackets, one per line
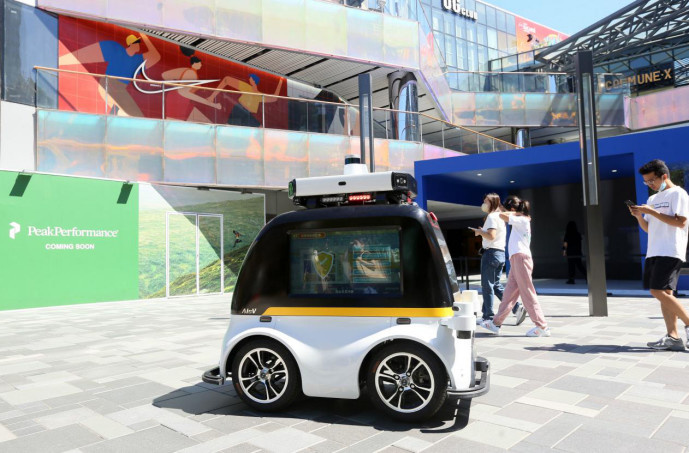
137,28,437,114
535,0,689,71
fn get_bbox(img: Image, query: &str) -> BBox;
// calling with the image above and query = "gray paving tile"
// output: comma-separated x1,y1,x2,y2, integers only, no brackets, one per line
523,413,588,448
309,420,378,445
79,398,125,415
246,427,325,453
426,435,505,452
594,399,670,437
651,415,689,447
2,294,689,453
219,443,264,453
547,375,631,399
94,382,176,404
556,426,684,453
204,412,267,434
82,425,198,453
377,447,409,453
508,440,558,453
7,424,46,437
300,439,346,452
152,389,242,415
494,402,560,425
337,431,409,453
0,424,103,453
497,365,574,383
575,396,612,411
471,384,529,408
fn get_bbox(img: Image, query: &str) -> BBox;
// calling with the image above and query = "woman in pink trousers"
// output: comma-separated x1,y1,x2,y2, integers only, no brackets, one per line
480,195,551,337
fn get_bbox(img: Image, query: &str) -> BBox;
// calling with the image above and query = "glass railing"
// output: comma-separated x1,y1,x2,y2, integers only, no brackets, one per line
320,0,419,22
445,70,631,95
488,50,538,73
35,66,518,153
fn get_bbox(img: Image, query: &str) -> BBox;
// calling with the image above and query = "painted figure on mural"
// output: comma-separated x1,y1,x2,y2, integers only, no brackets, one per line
161,48,223,123
208,74,284,127
59,33,161,117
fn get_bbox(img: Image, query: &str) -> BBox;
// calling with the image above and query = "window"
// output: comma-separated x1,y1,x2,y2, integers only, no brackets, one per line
505,13,516,34
432,8,444,33
435,33,445,60
465,20,476,42
444,14,454,37
497,31,508,51
445,35,457,67
475,2,486,25
456,39,467,70
507,34,518,55
496,9,506,31
487,28,498,49
476,24,487,46
485,5,496,28
467,42,478,71
3,0,58,106
477,45,488,69
289,228,402,297
454,17,465,39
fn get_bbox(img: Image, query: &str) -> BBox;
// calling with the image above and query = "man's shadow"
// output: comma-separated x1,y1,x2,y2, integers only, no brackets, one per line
522,342,671,354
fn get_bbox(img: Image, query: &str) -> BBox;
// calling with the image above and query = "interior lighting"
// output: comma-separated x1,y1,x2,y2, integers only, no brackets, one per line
477,173,482,176
510,180,515,183
612,169,618,173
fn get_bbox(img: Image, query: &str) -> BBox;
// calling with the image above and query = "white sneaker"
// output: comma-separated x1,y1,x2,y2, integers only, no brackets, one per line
515,305,527,326
526,326,551,337
480,319,501,335
685,325,689,348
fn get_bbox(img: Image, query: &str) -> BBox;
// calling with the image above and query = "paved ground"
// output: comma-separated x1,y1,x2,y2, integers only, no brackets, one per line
1,294,689,452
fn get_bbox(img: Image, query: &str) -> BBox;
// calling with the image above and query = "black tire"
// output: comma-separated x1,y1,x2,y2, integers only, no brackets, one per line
231,339,301,412
366,342,448,422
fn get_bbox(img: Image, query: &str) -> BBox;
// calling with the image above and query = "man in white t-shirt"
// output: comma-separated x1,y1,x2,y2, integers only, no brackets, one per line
630,159,689,351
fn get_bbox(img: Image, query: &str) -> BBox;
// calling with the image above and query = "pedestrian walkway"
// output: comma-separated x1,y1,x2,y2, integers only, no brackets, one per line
0,294,688,452
460,275,678,297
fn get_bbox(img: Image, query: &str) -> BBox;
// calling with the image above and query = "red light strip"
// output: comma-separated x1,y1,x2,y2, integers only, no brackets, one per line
348,194,372,202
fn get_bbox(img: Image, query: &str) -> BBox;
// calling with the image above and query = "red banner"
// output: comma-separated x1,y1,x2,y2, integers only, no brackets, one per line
515,17,567,53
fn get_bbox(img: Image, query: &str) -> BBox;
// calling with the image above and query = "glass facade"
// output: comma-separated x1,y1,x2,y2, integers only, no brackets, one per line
419,0,517,83
2,0,58,106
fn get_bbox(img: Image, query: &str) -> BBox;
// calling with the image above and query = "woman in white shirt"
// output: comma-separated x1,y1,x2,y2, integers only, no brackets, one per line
472,194,506,321
480,196,550,337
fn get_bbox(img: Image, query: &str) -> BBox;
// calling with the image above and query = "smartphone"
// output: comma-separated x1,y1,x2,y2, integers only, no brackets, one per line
624,200,635,207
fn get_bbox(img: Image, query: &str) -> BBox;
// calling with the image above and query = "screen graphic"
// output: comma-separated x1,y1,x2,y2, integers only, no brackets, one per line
289,228,401,297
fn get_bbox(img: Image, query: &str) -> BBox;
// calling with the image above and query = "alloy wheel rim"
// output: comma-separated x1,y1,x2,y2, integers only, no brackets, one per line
374,352,434,413
238,347,288,403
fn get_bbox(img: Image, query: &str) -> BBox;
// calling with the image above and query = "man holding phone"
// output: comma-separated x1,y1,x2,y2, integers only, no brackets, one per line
629,159,689,351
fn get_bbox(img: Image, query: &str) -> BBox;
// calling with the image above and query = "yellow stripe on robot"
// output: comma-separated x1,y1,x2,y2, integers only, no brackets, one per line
262,307,454,317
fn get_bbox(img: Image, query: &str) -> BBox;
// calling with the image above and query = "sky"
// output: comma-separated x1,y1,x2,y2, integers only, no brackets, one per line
483,0,636,35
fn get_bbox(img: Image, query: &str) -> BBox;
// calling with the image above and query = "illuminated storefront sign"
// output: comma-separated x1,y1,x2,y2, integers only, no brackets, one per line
442,0,477,20
605,62,674,93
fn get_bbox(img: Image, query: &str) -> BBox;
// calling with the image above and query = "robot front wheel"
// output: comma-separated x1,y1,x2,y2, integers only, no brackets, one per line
231,339,302,411
366,343,448,422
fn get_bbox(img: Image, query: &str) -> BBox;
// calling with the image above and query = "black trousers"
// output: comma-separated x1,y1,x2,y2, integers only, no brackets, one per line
567,256,586,280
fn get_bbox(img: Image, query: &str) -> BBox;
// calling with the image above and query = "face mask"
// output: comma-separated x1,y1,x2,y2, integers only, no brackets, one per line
481,203,490,213
658,178,667,192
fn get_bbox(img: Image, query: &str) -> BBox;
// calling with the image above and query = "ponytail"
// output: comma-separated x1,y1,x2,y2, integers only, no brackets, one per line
517,200,530,216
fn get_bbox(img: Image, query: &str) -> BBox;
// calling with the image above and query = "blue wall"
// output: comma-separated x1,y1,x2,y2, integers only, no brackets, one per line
416,125,689,289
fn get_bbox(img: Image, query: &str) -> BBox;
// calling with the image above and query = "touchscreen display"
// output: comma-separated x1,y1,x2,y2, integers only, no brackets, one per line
289,228,401,297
